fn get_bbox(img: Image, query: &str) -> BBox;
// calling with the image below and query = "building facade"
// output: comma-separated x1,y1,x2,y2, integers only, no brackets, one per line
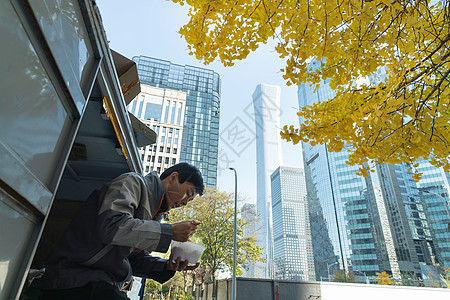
298,60,438,282
303,151,336,280
253,83,283,278
271,166,315,281
132,56,221,186
416,160,450,267
128,84,186,174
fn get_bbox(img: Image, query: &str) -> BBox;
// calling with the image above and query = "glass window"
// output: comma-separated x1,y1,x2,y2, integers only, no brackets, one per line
173,148,177,154
130,99,137,113
164,100,170,122
166,147,170,153
172,158,176,164
170,102,177,124
144,102,163,121
158,157,162,163
137,100,144,118
165,157,169,164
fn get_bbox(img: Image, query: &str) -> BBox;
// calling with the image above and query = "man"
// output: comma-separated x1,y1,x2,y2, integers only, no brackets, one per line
42,163,204,299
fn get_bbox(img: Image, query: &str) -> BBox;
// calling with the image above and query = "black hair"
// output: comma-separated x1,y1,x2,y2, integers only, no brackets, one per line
160,162,205,195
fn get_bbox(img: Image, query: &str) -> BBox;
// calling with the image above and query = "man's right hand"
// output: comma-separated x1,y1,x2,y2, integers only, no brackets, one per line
171,221,200,242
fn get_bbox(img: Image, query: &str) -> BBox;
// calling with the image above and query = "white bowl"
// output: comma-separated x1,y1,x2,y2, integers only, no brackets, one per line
171,241,206,266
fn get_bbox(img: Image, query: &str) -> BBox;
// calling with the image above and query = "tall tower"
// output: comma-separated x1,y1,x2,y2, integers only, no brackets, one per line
417,160,450,268
132,56,221,187
298,60,437,282
253,83,283,278
271,166,315,281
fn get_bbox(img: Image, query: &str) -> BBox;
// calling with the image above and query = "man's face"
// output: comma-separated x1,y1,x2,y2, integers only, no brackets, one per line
164,172,197,209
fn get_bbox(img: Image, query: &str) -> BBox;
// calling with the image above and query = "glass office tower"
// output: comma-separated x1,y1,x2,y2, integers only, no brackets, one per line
253,83,283,278
303,149,336,280
271,166,315,281
417,160,450,267
302,140,395,280
298,60,437,282
132,56,221,187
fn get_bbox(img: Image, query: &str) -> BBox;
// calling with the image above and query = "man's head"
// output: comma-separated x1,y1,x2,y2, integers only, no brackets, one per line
160,163,204,209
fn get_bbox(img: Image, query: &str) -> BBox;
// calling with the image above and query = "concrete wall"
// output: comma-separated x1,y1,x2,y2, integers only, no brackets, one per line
198,278,450,300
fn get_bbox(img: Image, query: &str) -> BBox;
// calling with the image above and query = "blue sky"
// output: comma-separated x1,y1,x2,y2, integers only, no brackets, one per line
96,0,303,202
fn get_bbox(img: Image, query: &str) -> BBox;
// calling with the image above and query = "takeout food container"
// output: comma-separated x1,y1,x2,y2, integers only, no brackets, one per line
171,241,206,266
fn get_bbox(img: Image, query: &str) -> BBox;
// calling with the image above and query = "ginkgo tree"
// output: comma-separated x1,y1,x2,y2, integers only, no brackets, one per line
170,0,450,179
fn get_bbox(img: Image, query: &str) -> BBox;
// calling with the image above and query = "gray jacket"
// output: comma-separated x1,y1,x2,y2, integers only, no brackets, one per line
43,172,174,289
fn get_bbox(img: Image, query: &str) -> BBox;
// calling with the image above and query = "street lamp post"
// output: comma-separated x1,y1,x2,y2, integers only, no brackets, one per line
229,168,238,300
327,262,338,281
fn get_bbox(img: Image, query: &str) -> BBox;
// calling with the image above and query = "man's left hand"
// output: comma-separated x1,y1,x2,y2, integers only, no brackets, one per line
167,253,200,271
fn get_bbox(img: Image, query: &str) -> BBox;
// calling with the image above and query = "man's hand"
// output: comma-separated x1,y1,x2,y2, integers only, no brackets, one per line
167,253,200,271
171,221,200,242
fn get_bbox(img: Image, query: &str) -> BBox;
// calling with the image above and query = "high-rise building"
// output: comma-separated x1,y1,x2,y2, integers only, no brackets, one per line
303,151,336,281
271,166,315,281
253,83,283,278
417,160,450,267
128,84,186,174
298,60,437,282
370,163,436,276
132,56,221,187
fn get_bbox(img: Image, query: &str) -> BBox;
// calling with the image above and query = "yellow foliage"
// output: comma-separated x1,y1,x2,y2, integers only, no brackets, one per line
441,267,450,288
170,0,450,178
373,271,395,285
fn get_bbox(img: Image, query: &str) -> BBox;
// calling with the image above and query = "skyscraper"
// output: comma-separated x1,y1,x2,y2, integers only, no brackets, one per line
132,56,221,187
417,160,450,267
304,151,335,280
253,83,283,278
271,166,315,281
298,60,437,282
128,84,186,174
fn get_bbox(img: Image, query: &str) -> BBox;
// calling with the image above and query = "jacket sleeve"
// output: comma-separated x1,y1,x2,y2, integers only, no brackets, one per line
96,173,172,253
128,251,176,284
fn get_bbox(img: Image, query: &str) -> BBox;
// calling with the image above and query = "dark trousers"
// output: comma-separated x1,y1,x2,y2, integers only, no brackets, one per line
42,281,129,300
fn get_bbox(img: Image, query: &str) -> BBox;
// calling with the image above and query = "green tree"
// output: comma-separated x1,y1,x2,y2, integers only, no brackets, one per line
169,188,264,298
331,270,356,283
399,272,422,287
144,273,192,300
170,0,450,179
143,279,161,299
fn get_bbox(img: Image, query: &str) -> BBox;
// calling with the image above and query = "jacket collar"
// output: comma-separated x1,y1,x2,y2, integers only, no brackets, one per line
143,171,168,216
